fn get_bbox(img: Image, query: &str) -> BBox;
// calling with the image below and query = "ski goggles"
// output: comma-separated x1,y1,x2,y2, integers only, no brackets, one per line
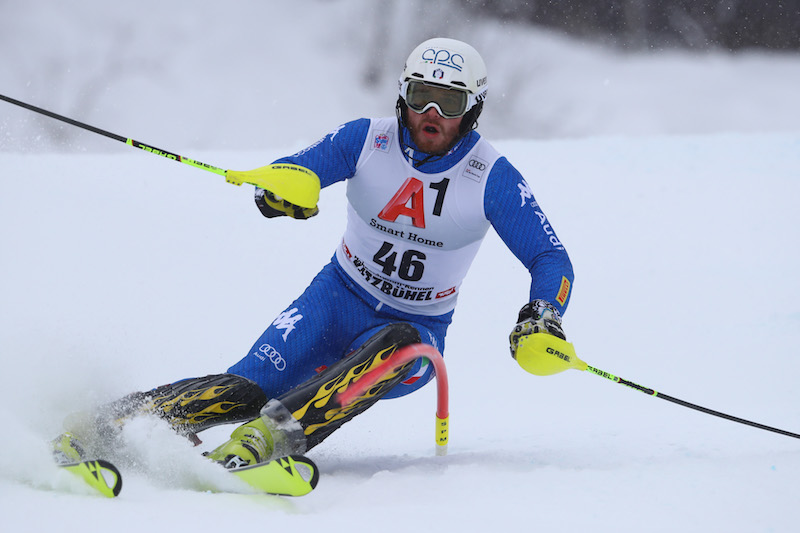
401,80,475,119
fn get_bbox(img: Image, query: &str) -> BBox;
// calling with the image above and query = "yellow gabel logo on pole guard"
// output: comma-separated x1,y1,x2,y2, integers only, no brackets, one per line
516,333,587,376
226,164,320,209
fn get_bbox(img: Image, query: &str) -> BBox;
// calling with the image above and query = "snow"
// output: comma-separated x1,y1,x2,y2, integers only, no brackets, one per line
2,2,800,532
2,2,799,151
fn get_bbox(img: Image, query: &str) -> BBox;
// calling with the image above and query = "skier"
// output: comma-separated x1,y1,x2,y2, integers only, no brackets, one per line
55,37,574,468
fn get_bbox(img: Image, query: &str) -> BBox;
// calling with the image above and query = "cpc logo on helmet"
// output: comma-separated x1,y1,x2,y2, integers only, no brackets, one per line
400,38,488,98
421,48,465,72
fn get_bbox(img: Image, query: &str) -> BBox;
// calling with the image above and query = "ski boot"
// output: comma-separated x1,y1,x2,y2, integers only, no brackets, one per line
205,416,275,468
51,432,88,465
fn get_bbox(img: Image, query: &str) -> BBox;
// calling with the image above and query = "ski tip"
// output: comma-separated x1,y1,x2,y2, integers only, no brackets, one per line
61,459,123,498
231,454,319,496
96,459,123,497
287,454,320,492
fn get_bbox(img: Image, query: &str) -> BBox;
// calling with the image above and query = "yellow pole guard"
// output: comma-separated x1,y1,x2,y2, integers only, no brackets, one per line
225,164,321,209
515,333,588,376
436,414,449,456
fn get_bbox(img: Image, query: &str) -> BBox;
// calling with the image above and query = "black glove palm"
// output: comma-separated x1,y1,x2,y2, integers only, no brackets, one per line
255,188,319,220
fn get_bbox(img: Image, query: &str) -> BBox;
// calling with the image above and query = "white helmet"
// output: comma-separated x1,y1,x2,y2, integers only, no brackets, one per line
397,38,487,133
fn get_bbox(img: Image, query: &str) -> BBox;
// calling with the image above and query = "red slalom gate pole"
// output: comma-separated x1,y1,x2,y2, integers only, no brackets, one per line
337,343,450,456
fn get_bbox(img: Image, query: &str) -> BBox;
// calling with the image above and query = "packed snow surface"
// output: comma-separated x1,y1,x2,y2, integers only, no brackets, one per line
2,2,800,532
2,131,799,531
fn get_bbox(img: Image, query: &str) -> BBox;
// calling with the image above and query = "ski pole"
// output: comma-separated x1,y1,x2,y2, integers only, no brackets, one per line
583,364,800,439
516,332,800,440
1,93,228,176
337,343,450,456
0,93,319,207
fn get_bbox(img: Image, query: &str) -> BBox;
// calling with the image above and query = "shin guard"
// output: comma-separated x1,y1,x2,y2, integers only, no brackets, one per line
77,373,268,442
262,322,422,454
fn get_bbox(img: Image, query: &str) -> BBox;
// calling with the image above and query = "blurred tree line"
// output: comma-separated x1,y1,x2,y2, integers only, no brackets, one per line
463,0,800,50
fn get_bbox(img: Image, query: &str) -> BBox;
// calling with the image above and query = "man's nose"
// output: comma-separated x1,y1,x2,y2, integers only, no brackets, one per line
423,106,443,118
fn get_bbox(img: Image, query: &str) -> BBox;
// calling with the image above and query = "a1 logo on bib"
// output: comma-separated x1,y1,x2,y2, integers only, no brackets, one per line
378,177,426,228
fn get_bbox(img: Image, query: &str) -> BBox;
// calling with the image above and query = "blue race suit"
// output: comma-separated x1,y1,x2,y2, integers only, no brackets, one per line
228,118,574,399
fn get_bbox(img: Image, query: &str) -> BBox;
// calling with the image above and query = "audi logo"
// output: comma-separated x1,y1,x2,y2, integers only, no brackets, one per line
468,159,486,171
256,343,286,371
